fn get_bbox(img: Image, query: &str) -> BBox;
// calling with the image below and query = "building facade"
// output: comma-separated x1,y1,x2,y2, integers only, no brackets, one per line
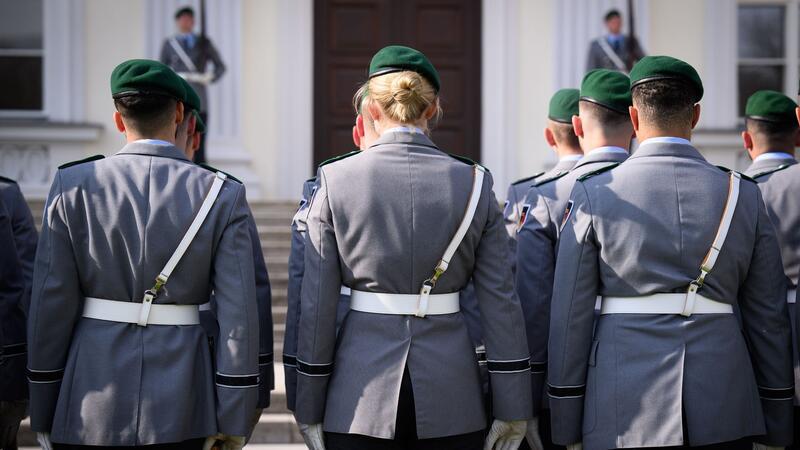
0,0,793,201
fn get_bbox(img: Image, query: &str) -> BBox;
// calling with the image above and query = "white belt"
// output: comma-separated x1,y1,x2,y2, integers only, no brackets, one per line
789,289,797,304
600,293,733,315
350,290,460,315
83,297,200,325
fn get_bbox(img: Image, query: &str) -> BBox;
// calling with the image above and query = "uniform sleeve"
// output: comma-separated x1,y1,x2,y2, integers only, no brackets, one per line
8,183,38,299
586,41,599,71
295,170,341,424
472,173,533,421
27,172,83,432
246,210,274,409
159,40,170,64
503,184,518,238
515,185,557,417
737,188,794,446
0,198,24,357
547,182,599,446
212,183,260,436
207,38,226,82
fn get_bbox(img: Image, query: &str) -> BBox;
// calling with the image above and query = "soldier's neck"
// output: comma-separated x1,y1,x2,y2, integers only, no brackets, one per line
556,147,582,159
636,126,692,144
125,130,177,146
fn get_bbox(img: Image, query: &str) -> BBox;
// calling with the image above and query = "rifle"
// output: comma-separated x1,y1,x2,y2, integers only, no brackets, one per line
199,0,209,61
627,0,637,70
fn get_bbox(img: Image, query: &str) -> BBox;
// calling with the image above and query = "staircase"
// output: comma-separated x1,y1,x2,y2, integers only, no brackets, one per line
19,200,303,446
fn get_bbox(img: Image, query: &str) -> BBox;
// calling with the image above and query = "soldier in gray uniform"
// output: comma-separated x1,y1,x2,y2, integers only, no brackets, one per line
160,6,226,164
27,60,259,450
504,89,582,238
548,56,793,449
0,176,37,307
294,45,532,450
585,9,645,72
741,89,800,448
0,195,27,450
516,69,633,450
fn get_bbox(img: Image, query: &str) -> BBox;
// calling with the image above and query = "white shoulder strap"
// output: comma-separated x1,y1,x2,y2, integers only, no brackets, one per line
169,37,198,73
597,38,628,73
417,165,486,317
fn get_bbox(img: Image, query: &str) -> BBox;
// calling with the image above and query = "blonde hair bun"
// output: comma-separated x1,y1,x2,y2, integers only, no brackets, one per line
368,70,440,124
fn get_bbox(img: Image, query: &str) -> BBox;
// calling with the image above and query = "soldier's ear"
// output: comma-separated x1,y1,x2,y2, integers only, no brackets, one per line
544,127,557,148
175,101,185,125
742,130,753,151
690,103,701,129
796,107,800,128
113,111,126,133
629,106,639,133
572,115,584,139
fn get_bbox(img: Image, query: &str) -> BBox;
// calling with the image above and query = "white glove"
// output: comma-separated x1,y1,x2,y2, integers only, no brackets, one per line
297,422,326,450
202,434,245,450
484,419,527,450
525,418,544,450
753,444,783,450
36,432,53,450
567,443,583,450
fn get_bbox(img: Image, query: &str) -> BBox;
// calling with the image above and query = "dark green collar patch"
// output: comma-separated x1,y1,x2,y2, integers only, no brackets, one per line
0,175,18,184
512,172,546,186
576,162,620,182
58,154,105,170
319,150,360,168
448,153,490,172
199,163,242,184
305,176,318,184
751,164,791,181
535,170,570,186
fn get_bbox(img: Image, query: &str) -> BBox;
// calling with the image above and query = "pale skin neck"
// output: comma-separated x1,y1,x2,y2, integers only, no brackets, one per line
747,144,795,160
581,131,632,153
556,146,583,158
372,118,428,135
123,128,177,145
635,125,692,143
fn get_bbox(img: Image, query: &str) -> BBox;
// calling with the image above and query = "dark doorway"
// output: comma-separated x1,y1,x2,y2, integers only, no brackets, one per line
313,0,482,167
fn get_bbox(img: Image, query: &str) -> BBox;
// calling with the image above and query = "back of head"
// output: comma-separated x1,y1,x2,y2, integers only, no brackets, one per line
629,56,704,133
579,101,631,136
579,69,632,137
114,95,178,136
367,71,439,124
745,89,799,150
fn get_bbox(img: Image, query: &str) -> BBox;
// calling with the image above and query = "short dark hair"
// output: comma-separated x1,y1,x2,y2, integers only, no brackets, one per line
579,100,631,131
551,122,580,149
175,6,194,20
632,79,699,130
746,117,799,148
114,95,177,136
605,9,621,21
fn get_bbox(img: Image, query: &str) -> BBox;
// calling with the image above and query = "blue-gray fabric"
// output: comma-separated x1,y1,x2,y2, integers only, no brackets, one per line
159,34,226,111
548,141,793,448
294,131,532,439
0,194,26,401
585,35,645,71
27,142,259,445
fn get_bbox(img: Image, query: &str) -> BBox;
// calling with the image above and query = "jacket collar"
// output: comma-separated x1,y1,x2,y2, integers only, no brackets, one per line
574,147,629,168
629,137,705,161
369,129,439,150
746,153,798,176
115,140,191,162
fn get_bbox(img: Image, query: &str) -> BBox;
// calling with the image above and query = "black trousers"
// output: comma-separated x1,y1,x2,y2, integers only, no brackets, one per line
789,406,800,450
0,400,27,450
194,112,208,164
325,367,485,450
53,438,205,450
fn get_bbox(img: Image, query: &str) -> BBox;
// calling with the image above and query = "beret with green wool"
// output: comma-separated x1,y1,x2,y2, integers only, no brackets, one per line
180,77,202,112
580,69,632,114
548,88,580,123
629,55,703,102
193,111,206,134
745,90,797,123
110,59,186,100
368,45,441,93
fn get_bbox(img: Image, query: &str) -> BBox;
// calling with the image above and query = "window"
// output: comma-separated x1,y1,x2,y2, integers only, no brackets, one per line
0,0,43,113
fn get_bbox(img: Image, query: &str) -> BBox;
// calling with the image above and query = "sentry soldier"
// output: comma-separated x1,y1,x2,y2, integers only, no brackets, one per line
742,89,800,446
0,195,27,450
27,60,259,450
548,56,793,450
515,69,632,450
504,89,582,238
293,45,532,450
177,77,275,436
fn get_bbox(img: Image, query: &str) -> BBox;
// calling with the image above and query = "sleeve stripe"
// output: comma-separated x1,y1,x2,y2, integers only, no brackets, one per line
282,354,297,367
259,352,274,366
3,343,26,357
27,367,65,383
296,359,333,376
215,373,259,388
548,384,586,398
530,361,547,374
758,386,794,400
487,358,530,373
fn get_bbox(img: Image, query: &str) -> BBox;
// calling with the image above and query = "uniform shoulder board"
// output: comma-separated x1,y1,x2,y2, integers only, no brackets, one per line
715,166,756,183
0,175,17,184
534,170,570,187
448,153,490,172
319,150,360,168
750,164,792,181
58,154,104,170
198,163,242,184
511,171,546,186
576,162,621,182
305,176,317,184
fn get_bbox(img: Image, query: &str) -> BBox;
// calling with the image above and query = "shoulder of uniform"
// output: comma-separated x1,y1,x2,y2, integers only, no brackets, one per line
319,150,360,168
576,162,621,183
58,154,104,170
716,165,756,183
749,164,792,181
512,172,546,186
447,153,490,173
198,163,242,184
0,175,17,185
534,170,570,187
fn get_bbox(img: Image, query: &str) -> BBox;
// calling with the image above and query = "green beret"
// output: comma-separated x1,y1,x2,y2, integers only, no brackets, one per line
111,59,186,100
580,69,632,114
745,90,798,123
368,45,440,93
193,110,206,134
180,77,202,112
629,55,703,102
548,88,580,123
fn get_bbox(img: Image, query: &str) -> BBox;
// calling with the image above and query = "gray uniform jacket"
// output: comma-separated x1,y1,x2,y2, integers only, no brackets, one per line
586,35,645,72
548,140,793,449
0,176,38,301
0,195,27,401
159,34,226,112
746,155,800,405
294,131,532,439
516,149,628,416
27,142,259,445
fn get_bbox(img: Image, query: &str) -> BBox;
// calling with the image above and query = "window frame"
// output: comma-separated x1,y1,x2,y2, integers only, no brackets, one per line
0,0,46,118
